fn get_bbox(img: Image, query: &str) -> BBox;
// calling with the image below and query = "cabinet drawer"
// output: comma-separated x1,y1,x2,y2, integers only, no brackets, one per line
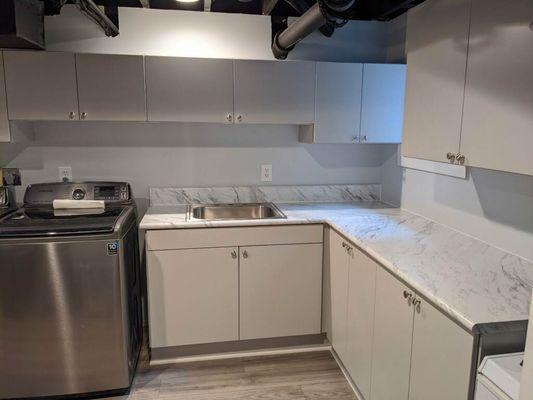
146,224,323,250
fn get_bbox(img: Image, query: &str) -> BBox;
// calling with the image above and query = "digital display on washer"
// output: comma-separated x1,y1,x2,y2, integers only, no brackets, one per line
98,186,116,196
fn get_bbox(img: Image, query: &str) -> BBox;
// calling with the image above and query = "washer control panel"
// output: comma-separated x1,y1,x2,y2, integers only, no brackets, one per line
24,182,131,206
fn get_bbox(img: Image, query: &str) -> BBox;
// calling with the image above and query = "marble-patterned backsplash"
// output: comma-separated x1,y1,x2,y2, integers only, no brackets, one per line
149,184,381,206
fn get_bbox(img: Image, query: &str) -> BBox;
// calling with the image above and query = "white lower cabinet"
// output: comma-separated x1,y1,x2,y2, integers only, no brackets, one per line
147,247,239,348
409,297,474,400
328,230,351,361
370,267,415,400
146,226,323,349
328,231,475,400
328,230,378,399
345,245,377,399
239,243,323,340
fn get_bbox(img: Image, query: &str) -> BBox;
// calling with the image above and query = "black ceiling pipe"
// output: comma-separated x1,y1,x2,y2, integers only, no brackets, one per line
272,0,356,59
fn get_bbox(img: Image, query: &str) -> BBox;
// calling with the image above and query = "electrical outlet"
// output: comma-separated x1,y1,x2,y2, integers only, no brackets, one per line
58,166,72,182
261,164,272,182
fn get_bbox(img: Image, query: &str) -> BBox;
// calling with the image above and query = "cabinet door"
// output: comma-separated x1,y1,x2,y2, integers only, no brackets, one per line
312,62,363,143
344,247,377,399
409,298,474,400
0,52,9,142
146,56,234,123
370,267,414,400
460,0,533,176
361,63,406,144
401,0,471,162
239,243,322,340
147,247,239,348
4,51,79,121
76,54,146,121
234,60,315,124
328,231,350,361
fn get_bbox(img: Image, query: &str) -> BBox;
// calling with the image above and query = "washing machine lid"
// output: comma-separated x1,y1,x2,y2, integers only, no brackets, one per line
479,353,524,400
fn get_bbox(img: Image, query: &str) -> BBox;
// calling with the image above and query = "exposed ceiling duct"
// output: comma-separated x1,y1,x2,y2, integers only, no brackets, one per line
76,0,120,37
270,0,425,59
272,0,355,59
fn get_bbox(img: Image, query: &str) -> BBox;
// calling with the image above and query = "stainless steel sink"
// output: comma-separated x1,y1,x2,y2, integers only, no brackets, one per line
187,203,286,221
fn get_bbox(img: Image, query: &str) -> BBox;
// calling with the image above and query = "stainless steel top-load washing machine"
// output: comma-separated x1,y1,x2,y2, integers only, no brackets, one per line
0,182,142,399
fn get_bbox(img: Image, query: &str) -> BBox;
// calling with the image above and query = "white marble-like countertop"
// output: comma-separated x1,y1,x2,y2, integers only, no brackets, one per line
140,202,533,333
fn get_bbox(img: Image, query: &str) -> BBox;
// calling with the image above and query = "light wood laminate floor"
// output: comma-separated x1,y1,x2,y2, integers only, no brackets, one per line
119,351,357,400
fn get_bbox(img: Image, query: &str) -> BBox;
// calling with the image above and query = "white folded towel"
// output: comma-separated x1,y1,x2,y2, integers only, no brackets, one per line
53,199,106,209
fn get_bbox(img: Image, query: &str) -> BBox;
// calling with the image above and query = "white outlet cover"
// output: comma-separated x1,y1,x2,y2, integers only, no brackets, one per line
261,164,272,182
58,166,72,182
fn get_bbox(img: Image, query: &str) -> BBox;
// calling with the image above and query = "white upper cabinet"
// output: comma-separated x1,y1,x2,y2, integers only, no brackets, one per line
4,51,79,121
76,54,146,121
401,0,471,162
305,62,363,143
146,57,234,123
0,52,10,142
460,0,533,176
361,63,406,143
234,60,315,124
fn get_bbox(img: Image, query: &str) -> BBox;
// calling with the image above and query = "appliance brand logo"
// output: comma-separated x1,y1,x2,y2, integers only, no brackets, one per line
107,242,119,256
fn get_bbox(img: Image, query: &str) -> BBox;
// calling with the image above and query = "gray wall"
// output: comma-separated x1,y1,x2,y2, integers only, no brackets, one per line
7,123,391,213
400,163,533,261
382,146,533,261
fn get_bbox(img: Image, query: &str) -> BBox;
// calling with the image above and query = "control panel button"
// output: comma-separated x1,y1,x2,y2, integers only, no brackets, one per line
72,188,86,200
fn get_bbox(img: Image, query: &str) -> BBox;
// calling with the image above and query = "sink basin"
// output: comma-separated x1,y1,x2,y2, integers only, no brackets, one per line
187,203,286,221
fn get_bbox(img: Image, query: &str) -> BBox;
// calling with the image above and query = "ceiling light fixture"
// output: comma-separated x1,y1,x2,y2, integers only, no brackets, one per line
175,0,200,3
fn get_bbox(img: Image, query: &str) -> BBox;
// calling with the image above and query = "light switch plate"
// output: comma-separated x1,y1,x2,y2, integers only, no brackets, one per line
261,164,272,182
58,166,72,182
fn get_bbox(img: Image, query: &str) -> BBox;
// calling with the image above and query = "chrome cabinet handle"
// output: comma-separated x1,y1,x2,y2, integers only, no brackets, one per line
231,250,237,259
351,136,357,142
80,112,87,120
412,298,422,313
403,290,413,306
362,135,368,141
342,242,353,254
226,113,233,122
242,250,248,259
456,154,465,165
236,114,243,123
69,111,76,120
446,152,456,163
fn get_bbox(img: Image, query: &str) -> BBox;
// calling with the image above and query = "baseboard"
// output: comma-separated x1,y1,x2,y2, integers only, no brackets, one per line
150,333,329,365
